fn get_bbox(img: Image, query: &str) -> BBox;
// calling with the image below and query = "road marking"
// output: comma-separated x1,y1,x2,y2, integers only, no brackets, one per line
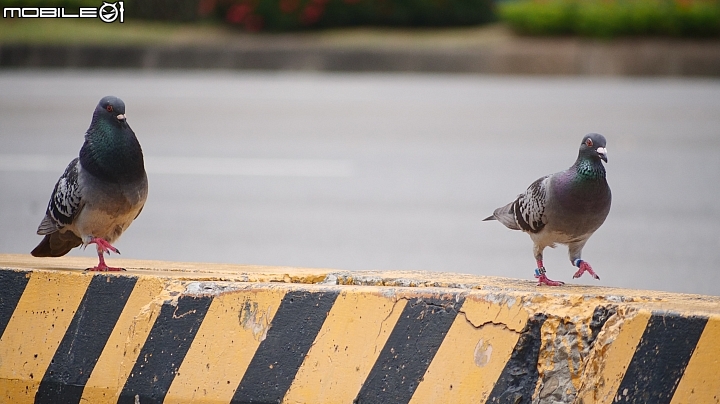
0,154,354,178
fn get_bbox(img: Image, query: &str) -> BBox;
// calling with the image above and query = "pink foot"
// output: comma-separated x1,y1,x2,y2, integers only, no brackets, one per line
535,273,565,286
87,263,125,272
573,260,600,280
85,237,124,272
533,262,565,286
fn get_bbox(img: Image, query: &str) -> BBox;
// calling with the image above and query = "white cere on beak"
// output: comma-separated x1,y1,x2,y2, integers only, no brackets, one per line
596,147,608,162
116,114,126,120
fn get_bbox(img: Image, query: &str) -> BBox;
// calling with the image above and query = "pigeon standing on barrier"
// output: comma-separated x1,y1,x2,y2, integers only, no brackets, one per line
31,96,148,271
484,133,611,286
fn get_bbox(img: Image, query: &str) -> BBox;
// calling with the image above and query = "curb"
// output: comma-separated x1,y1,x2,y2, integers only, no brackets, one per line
2,39,720,75
0,254,719,403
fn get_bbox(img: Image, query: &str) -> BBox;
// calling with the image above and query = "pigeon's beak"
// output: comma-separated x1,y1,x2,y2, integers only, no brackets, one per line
116,114,126,121
596,147,608,162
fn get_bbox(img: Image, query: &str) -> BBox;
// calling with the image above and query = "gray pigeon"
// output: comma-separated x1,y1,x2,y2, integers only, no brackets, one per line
484,133,611,286
31,96,148,271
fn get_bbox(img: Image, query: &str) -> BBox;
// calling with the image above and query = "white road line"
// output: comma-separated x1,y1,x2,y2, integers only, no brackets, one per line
0,154,354,178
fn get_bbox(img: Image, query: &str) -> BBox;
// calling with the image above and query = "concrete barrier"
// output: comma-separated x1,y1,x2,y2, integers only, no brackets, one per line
0,254,718,403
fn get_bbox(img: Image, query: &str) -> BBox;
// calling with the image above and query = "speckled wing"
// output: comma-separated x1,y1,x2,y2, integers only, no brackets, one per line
512,175,549,233
37,157,83,235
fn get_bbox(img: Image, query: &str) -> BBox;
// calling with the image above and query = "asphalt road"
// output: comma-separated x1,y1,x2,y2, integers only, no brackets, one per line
1,71,719,295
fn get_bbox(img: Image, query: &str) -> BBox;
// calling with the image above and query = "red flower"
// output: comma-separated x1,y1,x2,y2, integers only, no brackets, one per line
280,0,300,13
300,3,324,25
226,3,252,24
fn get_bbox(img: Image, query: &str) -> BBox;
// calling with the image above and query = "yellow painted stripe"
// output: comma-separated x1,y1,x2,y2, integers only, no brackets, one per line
671,314,720,404
163,288,287,403
80,276,168,403
282,290,407,403
0,271,93,403
576,308,651,404
409,295,527,403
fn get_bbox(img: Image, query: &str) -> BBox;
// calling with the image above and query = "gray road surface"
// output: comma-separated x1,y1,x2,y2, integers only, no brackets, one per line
1,71,719,295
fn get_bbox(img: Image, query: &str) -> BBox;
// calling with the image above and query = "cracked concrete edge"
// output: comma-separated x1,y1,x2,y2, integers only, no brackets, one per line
2,254,719,312
2,39,720,75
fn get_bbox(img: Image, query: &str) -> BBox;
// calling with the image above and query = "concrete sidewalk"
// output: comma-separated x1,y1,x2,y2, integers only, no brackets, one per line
2,24,719,75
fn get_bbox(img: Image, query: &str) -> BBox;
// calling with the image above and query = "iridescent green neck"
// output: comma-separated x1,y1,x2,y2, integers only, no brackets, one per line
91,118,117,147
575,157,606,181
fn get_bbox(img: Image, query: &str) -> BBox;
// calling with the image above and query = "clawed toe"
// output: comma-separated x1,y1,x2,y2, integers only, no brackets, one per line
536,274,565,286
573,260,600,280
89,237,120,255
534,268,565,286
573,271,600,280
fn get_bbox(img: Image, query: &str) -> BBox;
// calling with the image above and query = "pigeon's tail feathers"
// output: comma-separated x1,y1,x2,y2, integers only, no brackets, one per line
488,201,522,231
37,214,59,235
31,231,82,257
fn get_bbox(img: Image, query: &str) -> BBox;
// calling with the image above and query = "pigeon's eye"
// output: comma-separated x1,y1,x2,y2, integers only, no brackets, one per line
106,105,113,112
585,138,593,147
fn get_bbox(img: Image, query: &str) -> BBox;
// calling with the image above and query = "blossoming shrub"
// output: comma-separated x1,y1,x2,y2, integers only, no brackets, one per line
213,0,495,31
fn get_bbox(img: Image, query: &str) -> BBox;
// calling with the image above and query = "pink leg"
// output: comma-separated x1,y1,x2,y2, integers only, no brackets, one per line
573,259,600,280
86,237,124,272
534,260,565,286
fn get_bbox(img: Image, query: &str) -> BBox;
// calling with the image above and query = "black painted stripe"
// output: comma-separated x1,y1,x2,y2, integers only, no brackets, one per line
232,290,339,404
354,295,465,404
118,295,214,404
0,270,30,338
485,313,548,404
34,275,137,404
613,312,708,404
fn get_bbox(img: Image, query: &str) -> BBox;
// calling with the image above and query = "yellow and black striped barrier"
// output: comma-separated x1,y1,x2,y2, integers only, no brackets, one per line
0,254,718,403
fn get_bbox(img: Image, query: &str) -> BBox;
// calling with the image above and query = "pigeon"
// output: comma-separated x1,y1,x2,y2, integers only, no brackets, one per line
31,96,148,272
484,133,611,286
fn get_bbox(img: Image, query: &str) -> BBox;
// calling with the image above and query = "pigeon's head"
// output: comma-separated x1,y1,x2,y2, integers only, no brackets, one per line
579,133,607,163
96,96,127,124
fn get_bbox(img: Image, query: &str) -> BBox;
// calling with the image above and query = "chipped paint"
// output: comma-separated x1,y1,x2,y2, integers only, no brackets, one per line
575,307,650,403
185,281,240,295
537,318,586,403
474,338,493,367
238,298,273,342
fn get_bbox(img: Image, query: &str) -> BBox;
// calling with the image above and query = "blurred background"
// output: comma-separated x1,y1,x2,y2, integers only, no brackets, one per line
1,0,719,295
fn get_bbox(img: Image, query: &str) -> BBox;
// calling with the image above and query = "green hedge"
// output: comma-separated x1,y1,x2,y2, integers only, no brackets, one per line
498,0,720,37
